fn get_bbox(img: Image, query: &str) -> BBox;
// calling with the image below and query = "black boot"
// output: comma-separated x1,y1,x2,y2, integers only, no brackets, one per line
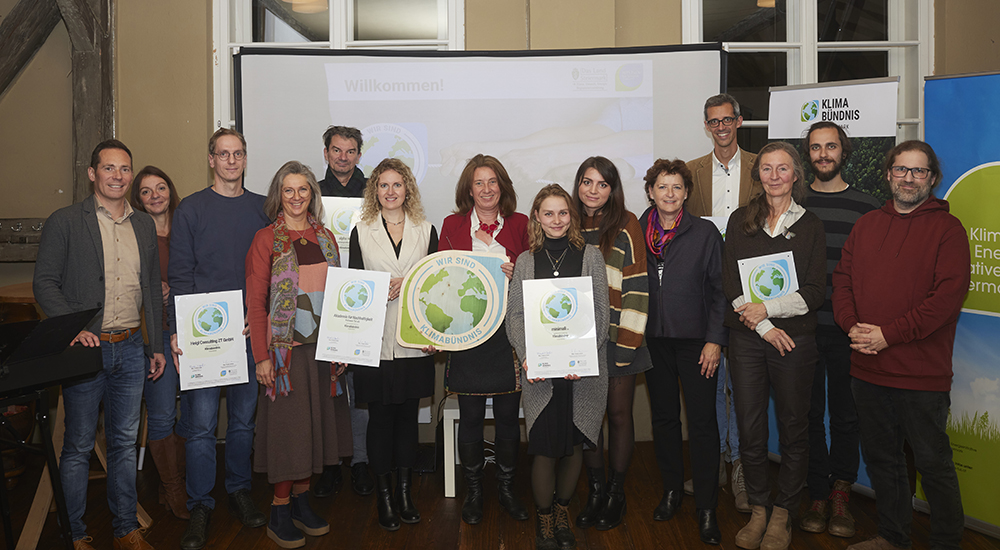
553,500,577,549
494,437,529,521
652,489,683,521
375,472,400,531
595,469,626,531
697,508,722,545
574,467,605,528
395,467,420,524
535,508,558,550
458,441,485,525
313,464,342,498
266,503,305,548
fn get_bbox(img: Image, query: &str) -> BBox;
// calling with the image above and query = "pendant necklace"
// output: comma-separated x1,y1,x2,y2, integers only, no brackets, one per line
545,248,568,277
291,228,308,245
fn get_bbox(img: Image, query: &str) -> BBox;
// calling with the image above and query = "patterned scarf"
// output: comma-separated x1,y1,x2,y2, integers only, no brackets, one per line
645,208,683,258
268,211,340,399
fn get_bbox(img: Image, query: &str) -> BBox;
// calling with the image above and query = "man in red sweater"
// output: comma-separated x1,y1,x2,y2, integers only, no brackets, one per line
832,140,970,550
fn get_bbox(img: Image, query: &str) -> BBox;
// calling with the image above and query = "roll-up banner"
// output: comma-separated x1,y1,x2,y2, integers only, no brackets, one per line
926,71,1000,537
764,78,900,493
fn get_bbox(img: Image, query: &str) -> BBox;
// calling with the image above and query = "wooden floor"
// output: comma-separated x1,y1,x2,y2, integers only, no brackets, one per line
6,442,999,549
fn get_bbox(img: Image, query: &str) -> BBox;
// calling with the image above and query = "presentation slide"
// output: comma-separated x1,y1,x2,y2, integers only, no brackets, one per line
237,46,723,227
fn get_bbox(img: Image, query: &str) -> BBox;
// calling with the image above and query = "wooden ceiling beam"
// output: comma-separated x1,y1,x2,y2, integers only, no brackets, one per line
0,0,62,99
54,0,102,51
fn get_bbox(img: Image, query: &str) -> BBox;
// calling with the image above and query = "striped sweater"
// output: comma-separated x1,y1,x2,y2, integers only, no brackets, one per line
582,211,649,367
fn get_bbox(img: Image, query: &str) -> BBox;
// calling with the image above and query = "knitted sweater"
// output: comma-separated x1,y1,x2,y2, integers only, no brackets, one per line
507,245,609,447
581,212,649,367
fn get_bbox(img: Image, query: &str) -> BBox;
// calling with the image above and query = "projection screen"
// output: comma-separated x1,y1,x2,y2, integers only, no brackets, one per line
236,45,724,227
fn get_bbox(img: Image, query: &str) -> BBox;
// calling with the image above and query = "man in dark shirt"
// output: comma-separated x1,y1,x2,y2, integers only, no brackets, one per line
315,125,375,498
800,121,880,539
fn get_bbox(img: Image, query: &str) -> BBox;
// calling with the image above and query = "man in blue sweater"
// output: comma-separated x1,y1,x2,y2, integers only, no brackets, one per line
169,128,271,550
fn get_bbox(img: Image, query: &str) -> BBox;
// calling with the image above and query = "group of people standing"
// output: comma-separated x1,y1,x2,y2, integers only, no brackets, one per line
32,91,969,550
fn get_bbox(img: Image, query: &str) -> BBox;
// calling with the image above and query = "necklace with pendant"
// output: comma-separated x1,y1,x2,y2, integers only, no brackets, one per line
544,248,568,277
292,228,308,245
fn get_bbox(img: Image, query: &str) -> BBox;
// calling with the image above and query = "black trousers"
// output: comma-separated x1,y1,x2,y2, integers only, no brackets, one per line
646,337,720,509
806,331,860,500
729,329,816,512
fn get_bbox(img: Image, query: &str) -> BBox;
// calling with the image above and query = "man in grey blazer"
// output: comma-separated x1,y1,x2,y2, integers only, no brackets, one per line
33,139,165,550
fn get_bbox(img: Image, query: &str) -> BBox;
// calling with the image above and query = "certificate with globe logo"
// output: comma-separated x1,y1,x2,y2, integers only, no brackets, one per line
321,198,363,260
738,251,800,304
396,251,508,351
175,290,248,390
316,267,390,367
522,277,599,378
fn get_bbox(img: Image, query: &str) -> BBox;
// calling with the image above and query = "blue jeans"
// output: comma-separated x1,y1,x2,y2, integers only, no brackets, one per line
144,329,182,441
716,355,740,462
61,330,146,540
853,378,964,549
806,331,859,500
181,340,258,509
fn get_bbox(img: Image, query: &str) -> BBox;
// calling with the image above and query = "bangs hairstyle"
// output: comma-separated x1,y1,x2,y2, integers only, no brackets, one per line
360,158,425,224
323,125,363,151
742,141,806,236
209,128,246,155
571,156,627,258
130,165,180,216
263,161,325,222
528,184,585,253
642,158,693,205
803,121,853,163
884,140,941,189
454,154,518,217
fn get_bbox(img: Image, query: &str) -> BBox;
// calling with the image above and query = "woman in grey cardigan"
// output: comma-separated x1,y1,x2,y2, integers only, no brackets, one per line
507,184,609,550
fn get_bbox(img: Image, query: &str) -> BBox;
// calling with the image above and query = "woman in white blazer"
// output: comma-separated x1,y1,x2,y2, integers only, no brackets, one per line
348,158,438,531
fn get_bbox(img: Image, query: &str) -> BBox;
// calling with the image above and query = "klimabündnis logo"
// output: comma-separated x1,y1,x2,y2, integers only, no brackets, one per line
192,302,229,337
801,100,819,122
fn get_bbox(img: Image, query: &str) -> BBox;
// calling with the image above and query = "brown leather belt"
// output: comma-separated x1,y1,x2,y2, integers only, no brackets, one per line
100,326,140,343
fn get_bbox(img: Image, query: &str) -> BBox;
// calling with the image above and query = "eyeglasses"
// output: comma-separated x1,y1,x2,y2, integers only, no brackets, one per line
706,116,737,128
213,150,245,161
890,165,932,180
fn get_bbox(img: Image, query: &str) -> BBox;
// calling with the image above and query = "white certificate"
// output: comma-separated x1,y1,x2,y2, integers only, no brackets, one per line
321,197,363,261
175,290,249,390
315,266,391,367
522,277,599,378
737,251,800,304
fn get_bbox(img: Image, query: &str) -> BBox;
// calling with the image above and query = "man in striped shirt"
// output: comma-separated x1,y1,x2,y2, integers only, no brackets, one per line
800,121,880,539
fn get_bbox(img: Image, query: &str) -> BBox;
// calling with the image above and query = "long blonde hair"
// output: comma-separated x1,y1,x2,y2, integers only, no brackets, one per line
359,158,425,224
528,184,585,253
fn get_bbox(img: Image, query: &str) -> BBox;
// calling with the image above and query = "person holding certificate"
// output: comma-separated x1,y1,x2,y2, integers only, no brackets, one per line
438,154,530,525
246,161,352,548
638,159,726,544
507,184,609,550
129,166,190,520
348,158,439,531
570,156,651,532
722,142,826,550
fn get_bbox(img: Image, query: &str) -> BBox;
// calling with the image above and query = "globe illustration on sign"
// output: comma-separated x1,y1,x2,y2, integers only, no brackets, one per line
417,267,488,335
330,208,355,236
193,303,227,337
541,289,577,324
801,100,819,122
339,280,373,312
358,123,426,183
749,262,790,301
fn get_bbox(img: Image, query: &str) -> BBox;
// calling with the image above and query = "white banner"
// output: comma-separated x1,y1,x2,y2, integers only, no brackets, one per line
767,77,899,139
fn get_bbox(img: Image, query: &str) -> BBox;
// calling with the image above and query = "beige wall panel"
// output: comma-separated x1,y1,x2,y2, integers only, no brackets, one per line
615,0,681,47
529,0,615,50
935,1,1000,75
118,0,213,199
0,4,73,220
466,0,527,50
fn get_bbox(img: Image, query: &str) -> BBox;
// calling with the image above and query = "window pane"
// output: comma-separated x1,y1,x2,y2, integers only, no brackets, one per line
251,1,329,43
355,0,440,41
736,127,769,158
703,0,786,42
818,51,888,82
727,52,787,121
817,0,888,42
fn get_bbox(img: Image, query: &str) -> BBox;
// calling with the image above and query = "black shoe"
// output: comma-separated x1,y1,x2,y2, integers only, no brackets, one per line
535,509,559,550
375,472,400,531
395,467,421,524
266,503,305,548
290,492,329,536
228,488,266,528
180,504,212,550
652,489,682,522
698,508,722,545
458,441,484,525
553,501,576,548
595,470,626,531
575,467,605,529
313,464,343,498
494,437,529,521
351,462,375,496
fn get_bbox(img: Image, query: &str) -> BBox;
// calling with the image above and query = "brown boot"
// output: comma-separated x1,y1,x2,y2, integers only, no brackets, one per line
73,537,96,550
148,433,190,520
799,499,828,533
761,505,791,550
735,505,768,549
846,536,907,549
113,529,154,550
827,480,856,538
